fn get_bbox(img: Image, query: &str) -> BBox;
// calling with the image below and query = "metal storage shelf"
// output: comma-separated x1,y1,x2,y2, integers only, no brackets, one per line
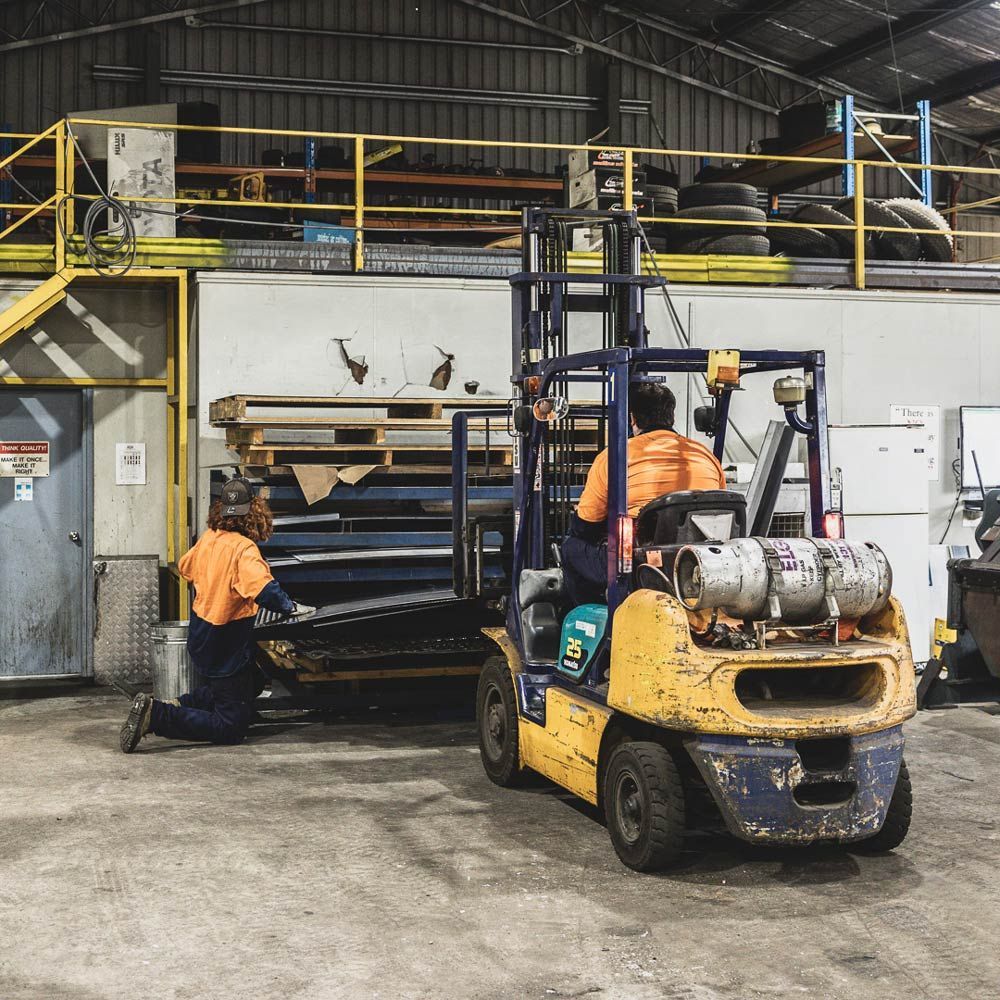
15,154,562,201
717,131,918,194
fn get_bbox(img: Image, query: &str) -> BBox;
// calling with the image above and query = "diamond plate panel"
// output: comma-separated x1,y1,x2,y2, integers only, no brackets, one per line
93,555,159,688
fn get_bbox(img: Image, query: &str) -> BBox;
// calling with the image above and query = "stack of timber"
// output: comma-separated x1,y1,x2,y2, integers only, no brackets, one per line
209,394,523,605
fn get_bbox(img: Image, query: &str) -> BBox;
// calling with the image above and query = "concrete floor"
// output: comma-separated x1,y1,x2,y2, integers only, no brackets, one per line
1,690,999,1000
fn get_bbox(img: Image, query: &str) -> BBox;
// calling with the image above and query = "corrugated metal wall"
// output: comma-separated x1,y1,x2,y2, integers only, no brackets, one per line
1,0,998,215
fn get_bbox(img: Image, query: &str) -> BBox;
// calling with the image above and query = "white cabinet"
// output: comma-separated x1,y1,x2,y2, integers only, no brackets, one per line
830,425,931,662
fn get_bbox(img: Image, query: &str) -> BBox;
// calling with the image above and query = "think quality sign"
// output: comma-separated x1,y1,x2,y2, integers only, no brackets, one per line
0,441,49,477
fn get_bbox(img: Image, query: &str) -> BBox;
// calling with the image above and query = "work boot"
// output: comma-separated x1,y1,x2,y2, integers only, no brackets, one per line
119,692,153,754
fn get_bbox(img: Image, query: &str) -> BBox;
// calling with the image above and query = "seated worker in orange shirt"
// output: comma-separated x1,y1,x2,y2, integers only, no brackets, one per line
561,383,726,607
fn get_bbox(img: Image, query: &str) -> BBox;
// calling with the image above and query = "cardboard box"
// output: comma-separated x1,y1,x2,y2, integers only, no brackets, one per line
567,148,626,178
566,168,647,208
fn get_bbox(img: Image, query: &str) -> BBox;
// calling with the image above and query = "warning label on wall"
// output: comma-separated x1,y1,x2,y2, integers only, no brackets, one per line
0,441,50,477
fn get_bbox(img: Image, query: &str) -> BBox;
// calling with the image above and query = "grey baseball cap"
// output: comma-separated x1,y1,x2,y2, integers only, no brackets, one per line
221,476,253,516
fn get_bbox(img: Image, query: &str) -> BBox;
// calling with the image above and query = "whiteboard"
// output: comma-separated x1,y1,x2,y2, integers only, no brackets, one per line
960,406,1000,491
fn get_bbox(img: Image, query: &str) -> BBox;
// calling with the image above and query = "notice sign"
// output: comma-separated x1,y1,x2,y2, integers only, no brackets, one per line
14,477,32,501
0,441,49,477
890,404,940,481
115,442,146,485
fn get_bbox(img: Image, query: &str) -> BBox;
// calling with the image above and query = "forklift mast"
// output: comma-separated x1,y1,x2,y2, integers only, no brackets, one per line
453,208,835,668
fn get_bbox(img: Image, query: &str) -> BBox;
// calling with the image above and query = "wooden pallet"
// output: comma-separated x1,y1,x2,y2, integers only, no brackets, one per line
223,421,502,446
210,394,506,424
235,444,516,466
243,464,510,478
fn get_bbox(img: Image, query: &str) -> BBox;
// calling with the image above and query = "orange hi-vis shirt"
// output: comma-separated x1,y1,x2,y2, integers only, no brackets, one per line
576,429,726,522
178,528,276,626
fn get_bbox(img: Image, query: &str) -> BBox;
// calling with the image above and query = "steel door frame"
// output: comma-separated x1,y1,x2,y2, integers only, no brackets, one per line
0,386,94,681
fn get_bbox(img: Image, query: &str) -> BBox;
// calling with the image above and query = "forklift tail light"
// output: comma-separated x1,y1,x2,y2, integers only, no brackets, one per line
618,515,634,574
823,511,845,540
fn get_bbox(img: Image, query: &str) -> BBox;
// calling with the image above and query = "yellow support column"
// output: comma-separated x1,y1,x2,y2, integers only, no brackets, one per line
854,165,866,291
623,149,634,211
176,274,190,616
354,135,365,272
54,120,66,272
166,286,176,568
63,124,75,244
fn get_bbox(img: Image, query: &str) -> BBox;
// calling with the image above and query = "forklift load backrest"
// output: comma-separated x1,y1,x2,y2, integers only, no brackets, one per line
636,490,747,547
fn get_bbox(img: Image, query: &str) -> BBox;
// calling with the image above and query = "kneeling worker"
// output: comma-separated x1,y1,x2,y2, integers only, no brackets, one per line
120,477,314,752
562,383,726,606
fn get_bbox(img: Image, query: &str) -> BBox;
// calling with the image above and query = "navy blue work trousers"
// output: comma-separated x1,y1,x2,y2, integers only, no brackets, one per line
149,665,256,745
561,536,608,608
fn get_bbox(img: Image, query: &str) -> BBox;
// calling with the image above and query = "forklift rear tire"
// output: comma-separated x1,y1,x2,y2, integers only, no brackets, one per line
603,742,685,872
477,657,526,787
855,758,912,853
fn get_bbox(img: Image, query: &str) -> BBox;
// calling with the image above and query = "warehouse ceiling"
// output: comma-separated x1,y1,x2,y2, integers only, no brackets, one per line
622,0,1000,139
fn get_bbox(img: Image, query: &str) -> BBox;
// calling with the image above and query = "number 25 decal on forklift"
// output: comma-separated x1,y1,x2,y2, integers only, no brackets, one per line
558,605,609,680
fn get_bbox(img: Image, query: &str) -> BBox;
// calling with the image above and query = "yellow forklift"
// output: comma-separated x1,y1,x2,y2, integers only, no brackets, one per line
459,208,916,871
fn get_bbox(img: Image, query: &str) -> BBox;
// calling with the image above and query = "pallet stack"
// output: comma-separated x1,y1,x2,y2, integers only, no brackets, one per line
209,394,518,606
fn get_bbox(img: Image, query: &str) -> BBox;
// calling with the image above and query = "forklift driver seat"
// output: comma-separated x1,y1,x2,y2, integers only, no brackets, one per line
518,568,566,662
634,490,747,592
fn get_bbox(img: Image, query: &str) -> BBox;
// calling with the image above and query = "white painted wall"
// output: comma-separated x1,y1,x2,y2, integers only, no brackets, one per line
195,271,996,548
0,282,168,559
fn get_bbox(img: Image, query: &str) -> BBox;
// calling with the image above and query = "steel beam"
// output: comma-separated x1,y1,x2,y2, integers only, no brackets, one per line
707,0,798,43
0,0,272,53
92,63,652,113
451,0,778,114
903,60,1000,109
796,0,987,78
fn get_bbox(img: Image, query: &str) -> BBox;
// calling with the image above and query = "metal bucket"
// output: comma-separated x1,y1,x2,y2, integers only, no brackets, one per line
150,621,197,701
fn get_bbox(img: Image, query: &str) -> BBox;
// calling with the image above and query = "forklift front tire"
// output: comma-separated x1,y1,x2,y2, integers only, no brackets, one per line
603,742,685,872
477,657,527,787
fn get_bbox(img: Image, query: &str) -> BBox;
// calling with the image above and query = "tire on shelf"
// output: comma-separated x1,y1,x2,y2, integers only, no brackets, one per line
882,198,954,262
673,233,771,256
833,197,921,261
789,203,873,259
768,222,839,258
647,184,678,216
667,204,767,247
852,758,912,853
678,182,759,210
476,656,528,787
603,741,686,872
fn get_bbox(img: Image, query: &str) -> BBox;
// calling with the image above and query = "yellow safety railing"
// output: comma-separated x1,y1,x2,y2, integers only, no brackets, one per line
2,116,1000,289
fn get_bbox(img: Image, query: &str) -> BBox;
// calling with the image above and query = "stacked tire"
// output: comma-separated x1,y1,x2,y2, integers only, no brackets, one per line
668,183,769,256
784,204,872,260
832,197,920,261
882,198,954,262
647,183,678,216
771,198,953,262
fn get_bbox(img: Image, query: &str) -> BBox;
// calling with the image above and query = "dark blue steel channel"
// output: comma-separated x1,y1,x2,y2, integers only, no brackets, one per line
713,389,732,463
607,362,631,615
804,354,832,535
686,725,904,845
452,410,471,598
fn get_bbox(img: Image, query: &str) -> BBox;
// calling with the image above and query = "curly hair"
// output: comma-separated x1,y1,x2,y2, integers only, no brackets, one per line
207,495,274,542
